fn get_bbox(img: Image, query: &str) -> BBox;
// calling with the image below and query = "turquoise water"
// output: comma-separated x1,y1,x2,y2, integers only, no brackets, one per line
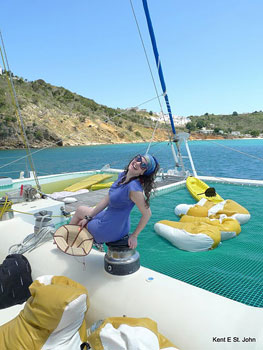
1,139,263,180
1,139,263,306
130,182,263,307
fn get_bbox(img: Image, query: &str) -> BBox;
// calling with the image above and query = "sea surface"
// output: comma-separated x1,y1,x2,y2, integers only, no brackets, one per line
1,139,263,306
0,138,263,180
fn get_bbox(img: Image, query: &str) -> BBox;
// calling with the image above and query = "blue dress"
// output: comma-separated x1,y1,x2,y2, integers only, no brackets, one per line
87,173,143,243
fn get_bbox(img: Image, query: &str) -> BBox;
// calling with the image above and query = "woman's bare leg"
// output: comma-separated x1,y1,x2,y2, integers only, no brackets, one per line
70,205,93,225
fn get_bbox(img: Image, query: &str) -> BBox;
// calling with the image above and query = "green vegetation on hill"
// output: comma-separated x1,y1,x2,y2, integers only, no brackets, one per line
0,72,170,149
1,72,262,148
185,112,263,137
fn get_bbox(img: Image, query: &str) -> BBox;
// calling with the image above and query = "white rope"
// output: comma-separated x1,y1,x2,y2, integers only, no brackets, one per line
8,226,54,255
8,215,55,255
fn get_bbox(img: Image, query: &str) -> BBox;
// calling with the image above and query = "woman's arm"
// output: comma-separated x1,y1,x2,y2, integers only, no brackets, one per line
74,193,110,228
128,191,151,249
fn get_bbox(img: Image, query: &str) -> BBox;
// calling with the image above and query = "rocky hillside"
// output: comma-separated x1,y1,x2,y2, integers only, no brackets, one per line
0,73,171,149
1,73,262,149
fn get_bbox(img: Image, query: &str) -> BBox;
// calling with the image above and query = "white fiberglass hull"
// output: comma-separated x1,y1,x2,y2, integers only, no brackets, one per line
0,198,262,349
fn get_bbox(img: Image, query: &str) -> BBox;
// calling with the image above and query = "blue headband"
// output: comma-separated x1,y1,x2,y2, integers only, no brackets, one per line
143,154,158,175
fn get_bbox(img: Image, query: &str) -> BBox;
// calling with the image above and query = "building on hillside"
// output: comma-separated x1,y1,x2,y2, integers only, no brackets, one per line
231,131,241,136
173,116,190,126
200,127,213,134
155,112,190,126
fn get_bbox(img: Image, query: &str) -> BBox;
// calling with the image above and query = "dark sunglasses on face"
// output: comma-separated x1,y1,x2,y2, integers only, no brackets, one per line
134,155,148,170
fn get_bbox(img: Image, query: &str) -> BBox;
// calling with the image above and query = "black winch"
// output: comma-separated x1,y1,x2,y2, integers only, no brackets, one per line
104,236,140,276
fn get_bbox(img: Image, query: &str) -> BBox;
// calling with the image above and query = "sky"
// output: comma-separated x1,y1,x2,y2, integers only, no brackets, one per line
1,0,263,117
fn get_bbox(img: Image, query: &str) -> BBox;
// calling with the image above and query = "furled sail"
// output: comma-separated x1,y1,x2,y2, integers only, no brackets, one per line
142,0,196,178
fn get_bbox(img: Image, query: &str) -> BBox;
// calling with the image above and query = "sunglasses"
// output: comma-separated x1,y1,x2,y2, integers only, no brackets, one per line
134,155,148,170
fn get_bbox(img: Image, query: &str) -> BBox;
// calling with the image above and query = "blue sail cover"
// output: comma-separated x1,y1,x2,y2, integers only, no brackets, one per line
142,0,176,136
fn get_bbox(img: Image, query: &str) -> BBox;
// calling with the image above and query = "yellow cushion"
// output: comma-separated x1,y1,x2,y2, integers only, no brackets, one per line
87,316,178,350
0,275,89,350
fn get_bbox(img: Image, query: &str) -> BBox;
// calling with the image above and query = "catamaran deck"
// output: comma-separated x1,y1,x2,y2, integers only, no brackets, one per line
63,176,185,212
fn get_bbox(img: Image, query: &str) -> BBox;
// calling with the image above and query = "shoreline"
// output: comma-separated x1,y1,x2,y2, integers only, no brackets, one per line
189,137,263,141
0,137,263,151
0,140,149,151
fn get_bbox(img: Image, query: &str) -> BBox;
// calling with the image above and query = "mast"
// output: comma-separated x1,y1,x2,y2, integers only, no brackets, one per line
142,0,176,137
142,0,197,178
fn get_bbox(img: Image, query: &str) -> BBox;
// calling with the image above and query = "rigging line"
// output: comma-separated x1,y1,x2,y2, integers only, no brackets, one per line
0,156,26,160
107,140,169,168
144,97,173,153
0,42,39,189
146,117,161,154
0,170,26,174
0,137,168,174
0,138,64,170
129,0,172,147
0,32,41,191
102,94,163,125
148,140,175,154
206,140,263,163
0,152,33,170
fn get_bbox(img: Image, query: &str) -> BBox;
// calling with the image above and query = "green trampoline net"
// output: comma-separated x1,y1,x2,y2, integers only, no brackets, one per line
130,182,263,307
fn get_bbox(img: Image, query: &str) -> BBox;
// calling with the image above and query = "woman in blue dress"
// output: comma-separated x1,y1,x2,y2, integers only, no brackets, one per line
70,154,159,249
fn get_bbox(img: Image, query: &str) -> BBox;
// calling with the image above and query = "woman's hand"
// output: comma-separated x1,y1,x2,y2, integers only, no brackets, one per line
128,235,138,249
79,218,88,229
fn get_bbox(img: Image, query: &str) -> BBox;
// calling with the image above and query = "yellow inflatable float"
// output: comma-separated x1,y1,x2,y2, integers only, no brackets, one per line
180,215,241,241
175,198,251,225
154,219,221,252
154,215,241,251
186,176,224,203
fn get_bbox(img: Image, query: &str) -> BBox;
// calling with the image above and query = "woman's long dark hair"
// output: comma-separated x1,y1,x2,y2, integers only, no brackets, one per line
120,156,160,207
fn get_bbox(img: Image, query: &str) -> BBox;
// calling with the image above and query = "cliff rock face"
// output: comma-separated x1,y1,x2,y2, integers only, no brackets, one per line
0,76,169,149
